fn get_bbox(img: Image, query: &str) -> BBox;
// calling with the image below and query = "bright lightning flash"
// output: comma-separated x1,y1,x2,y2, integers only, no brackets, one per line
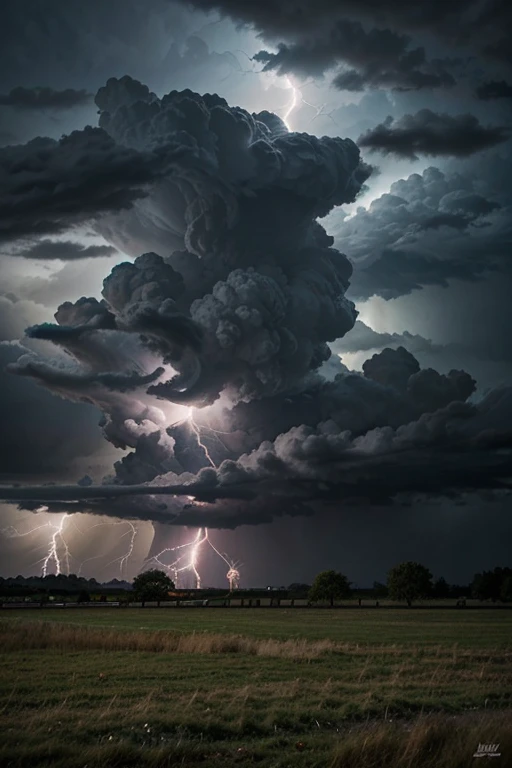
282,76,298,130
146,407,243,591
41,512,70,576
149,527,241,591
2,511,141,578
187,407,215,467
1,507,71,576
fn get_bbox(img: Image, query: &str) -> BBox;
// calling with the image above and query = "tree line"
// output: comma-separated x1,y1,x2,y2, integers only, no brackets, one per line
129,564,512,605
1,565,511,604
308,563,512,606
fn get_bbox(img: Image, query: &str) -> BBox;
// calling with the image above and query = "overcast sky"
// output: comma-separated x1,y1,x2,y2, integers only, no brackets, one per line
0,0,511,587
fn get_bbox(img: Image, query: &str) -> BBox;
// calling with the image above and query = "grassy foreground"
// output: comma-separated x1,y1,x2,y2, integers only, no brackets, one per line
1,609,511,767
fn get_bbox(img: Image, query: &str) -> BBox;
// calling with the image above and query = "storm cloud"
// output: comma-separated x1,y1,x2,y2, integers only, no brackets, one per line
0,86,92,110
7,240,118,261
325,166,511,301
2,75,511,530
476,80,512,100
182,0,512,91
0,126,179,244
0,342,106,478
357,110,509,159
253,21,454,92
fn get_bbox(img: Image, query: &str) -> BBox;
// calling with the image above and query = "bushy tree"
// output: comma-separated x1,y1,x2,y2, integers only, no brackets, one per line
471,567,512,601
132,569,174,603
309,570,351,606
387,561,433,606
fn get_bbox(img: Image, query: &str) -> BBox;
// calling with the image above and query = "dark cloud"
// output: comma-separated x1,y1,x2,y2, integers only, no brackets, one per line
0,1,197,94
252,20,454,92
350,249,493,301
476,80,512,100
9,354,165,396
3,77,371,500
182,0,512,92
330,320,509,373
2,75,510,531
54,297,116,329
0,86,92,110
358,110,509,159
325,166,511,300
0,126,177,244
8,240,118,260
3,384,510,526
184,0,508,49
0,342,106,478
7,336,502,528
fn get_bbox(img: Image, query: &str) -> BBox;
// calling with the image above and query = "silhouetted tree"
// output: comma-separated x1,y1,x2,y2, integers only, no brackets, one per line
471,567,512,601
501,575,512,602
387,562,433,606
132,569,175,604
432,577,450,599
309,570,351,607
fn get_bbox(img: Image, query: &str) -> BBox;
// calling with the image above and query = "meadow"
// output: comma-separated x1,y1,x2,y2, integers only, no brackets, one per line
1,608,511,767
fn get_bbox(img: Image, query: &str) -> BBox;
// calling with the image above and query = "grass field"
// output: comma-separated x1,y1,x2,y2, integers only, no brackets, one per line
1,608,511,767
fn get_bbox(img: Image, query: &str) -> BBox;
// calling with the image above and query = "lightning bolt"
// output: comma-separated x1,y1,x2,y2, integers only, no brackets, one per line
144,405,242,590
148,527,207,588
205,531,242,592
77,520,141,577
2,511,141,579
1,507,71,575
148,527,241,591
282,76,298,131
105,521,139,575
188,407,215,467
41,512,70,577
3,407,242,589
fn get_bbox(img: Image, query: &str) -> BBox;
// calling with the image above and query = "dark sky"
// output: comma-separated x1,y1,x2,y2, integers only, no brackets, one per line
0,0,511,588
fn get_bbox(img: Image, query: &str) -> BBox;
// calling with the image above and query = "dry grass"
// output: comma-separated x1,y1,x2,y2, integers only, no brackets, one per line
1,614,511,766
0,619,341,658
2,619,512,667
330,712,512,768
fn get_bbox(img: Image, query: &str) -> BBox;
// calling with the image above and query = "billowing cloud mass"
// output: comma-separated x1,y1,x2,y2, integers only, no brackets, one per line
253,21,454,92
1,76,511,528
0,86,92,110
325,166,511,300
0,126,177,244
358,110,509,159
181,0,512,89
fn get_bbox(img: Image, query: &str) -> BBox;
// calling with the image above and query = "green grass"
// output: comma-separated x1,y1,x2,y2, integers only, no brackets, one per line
1,609,511,767
2,606,511,647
